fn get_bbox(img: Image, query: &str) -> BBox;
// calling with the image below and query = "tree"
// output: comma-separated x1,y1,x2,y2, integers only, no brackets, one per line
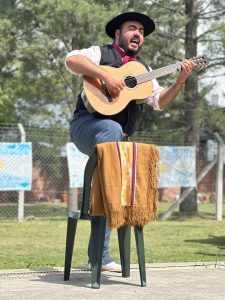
138,0,188,142
0,0,21,123
123,0,225,215
180,0,225,215
0,0,121,125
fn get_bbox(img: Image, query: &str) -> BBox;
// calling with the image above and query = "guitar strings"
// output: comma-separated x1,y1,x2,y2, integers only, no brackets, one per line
138,65,179,83
124,63,180,87
124,58,206,87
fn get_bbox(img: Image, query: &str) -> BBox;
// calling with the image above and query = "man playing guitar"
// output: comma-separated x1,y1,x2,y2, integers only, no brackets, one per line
65,12,196,272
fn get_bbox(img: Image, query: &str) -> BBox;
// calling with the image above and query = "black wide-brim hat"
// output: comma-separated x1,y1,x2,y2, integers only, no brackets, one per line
105,12,155,39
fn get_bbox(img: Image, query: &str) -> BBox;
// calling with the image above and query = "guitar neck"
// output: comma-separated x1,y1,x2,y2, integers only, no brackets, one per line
137,62,181,84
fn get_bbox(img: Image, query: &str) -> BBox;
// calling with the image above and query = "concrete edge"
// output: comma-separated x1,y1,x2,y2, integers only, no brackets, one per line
1,261,225,276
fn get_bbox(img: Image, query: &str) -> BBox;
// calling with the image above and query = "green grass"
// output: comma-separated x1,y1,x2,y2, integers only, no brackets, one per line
0,203,67,220
0,203,224,270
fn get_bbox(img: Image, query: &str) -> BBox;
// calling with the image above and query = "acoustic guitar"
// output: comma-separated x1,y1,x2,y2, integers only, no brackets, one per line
83,55,209,116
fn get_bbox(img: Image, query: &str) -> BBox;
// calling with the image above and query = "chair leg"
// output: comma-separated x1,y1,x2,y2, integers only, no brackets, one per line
134,225,146,287
64,217,78,281
90,216,106,289
117,225,131,277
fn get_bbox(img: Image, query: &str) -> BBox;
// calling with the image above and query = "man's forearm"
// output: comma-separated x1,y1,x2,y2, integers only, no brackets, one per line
158,82,184,110
66,55,108,80
158,58,197,110
66,54,125,95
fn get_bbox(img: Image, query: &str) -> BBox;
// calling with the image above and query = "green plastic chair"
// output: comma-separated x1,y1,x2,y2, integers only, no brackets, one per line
64,148,146,288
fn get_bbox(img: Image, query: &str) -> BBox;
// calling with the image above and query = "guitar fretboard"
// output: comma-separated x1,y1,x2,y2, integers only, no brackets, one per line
137,62,181,84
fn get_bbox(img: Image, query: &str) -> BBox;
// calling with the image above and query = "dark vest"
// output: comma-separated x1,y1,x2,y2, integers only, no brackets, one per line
74,44,149,136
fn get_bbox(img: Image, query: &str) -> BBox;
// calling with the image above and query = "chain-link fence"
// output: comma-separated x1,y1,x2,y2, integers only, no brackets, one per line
0,123,224,220
0,124,70,220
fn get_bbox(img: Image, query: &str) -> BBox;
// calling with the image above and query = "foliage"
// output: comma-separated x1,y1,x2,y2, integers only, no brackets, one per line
0,0,224,139
0,0,120,125
0,1,19,122
141,1,225,141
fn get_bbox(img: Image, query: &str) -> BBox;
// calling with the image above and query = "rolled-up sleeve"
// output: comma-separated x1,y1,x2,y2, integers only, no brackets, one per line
144,65,164,110
145,78,164,110
65,46,101,75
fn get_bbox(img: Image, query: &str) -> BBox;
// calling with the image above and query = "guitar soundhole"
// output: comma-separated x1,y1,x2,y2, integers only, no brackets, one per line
124,76,137,88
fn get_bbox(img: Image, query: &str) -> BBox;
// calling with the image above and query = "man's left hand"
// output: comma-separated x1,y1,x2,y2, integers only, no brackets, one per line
176,59,196,84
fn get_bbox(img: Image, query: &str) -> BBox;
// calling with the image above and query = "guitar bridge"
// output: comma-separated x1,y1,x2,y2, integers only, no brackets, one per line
100,80,113,102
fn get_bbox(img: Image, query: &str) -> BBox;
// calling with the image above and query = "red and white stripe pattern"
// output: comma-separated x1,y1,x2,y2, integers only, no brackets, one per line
116,142,137,207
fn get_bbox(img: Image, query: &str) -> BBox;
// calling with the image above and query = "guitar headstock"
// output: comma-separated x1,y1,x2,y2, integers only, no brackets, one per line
191,55,209,69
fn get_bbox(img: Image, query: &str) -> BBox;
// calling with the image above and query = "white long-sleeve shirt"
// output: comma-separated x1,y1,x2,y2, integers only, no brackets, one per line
65,45,164,111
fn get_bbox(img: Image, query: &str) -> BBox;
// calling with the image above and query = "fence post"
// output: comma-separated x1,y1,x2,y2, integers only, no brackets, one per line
17,123,26,222
214,132,224,221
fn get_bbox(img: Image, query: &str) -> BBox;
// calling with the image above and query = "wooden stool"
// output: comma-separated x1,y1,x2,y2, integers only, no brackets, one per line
64,148,146,288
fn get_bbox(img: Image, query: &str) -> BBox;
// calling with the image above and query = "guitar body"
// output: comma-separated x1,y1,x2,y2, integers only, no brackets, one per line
83,61,153,115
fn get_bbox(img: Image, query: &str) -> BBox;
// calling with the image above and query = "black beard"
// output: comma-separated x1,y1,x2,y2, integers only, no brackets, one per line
118,37,142,56
125,48,139,56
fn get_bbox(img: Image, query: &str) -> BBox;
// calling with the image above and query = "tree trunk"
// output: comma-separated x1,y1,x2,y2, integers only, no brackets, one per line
179,0,199,216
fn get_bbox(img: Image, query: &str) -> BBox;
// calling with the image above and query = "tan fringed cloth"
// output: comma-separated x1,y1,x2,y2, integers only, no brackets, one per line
90,142,160,229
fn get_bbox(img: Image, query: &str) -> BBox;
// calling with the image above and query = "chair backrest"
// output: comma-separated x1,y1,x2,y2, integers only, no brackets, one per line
80,149,98,219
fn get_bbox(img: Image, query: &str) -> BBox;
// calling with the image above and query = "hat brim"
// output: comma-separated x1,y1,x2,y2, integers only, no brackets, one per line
105,12,155,39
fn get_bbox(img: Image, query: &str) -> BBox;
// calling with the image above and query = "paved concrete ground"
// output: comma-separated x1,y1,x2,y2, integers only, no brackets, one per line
1,262,225,300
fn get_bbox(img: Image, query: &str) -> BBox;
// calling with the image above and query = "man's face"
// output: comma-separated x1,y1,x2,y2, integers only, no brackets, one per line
115,21,145,55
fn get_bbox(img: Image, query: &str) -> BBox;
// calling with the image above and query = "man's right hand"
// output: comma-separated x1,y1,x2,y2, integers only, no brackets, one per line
103,73,125,97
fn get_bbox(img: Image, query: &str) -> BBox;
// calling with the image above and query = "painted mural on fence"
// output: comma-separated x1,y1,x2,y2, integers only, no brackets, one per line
0,143,32,191
66,142,89,188
159,146,196,187
67,143,196,188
